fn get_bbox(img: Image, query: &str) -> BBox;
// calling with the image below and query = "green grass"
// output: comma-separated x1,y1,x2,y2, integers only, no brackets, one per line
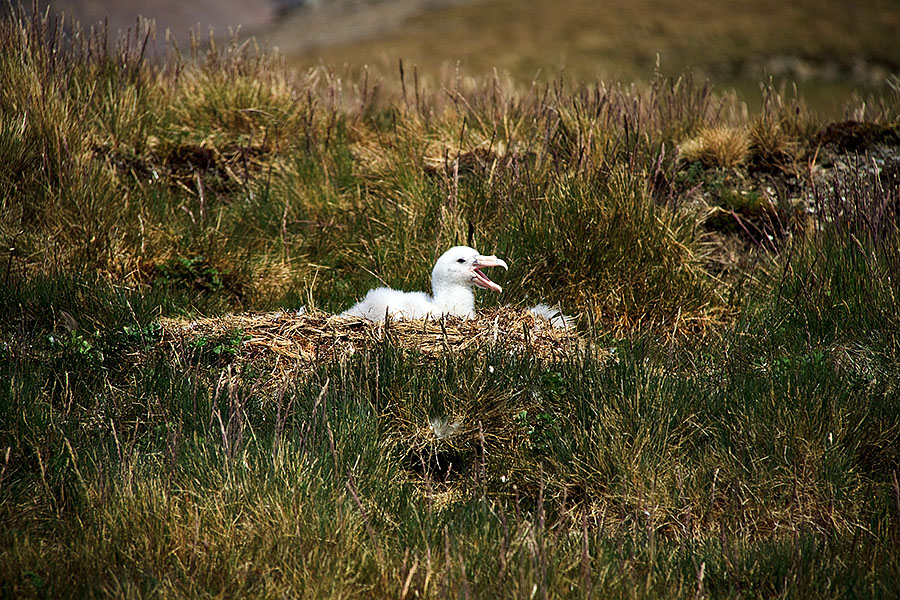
2,6,900,598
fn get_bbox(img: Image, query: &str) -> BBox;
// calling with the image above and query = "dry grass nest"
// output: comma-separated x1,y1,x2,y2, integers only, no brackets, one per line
159,306,593,382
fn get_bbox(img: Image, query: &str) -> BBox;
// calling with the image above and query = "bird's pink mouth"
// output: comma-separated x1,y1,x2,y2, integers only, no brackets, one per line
472,255,508,293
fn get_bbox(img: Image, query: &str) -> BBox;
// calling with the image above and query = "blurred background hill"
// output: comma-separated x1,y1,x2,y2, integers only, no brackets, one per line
16,0,900,113
24,0,278,44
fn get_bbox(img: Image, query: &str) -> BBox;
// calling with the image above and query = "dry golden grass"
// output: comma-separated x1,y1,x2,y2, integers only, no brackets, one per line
748,117,801,169
159,307,592,386
678,125,751,167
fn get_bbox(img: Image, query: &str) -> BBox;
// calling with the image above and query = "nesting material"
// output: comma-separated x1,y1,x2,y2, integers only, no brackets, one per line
159,307,587,375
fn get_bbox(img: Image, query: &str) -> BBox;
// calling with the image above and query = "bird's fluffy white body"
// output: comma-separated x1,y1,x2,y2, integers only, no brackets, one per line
529,303,574,330
341,246,508,321
343,288,434,320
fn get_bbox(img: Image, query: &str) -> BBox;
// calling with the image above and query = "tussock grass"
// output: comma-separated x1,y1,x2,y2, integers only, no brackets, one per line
679,126,751,168
2,6,900,598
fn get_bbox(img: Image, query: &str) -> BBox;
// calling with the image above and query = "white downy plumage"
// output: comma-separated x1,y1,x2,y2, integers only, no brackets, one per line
528,303,574,330
339,246,574,328
340,246,508,321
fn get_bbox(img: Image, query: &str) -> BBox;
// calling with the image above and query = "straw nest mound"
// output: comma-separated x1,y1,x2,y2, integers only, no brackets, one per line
159,307,589,380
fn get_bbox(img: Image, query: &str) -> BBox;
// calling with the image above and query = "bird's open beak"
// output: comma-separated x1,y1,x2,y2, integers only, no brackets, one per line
471,255,508,293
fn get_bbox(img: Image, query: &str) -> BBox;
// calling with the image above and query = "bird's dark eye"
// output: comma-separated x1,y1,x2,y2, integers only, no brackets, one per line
457,258,465,263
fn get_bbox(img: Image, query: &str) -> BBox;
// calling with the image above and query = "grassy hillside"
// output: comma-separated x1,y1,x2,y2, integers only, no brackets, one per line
2,6,900,598
270,0,900,114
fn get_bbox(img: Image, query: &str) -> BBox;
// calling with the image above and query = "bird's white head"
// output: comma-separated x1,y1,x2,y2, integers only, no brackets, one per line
431,245,509,296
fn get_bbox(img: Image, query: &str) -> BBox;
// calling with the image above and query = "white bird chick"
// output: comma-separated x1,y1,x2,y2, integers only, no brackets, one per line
529,303,574,330
341,246,508,321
